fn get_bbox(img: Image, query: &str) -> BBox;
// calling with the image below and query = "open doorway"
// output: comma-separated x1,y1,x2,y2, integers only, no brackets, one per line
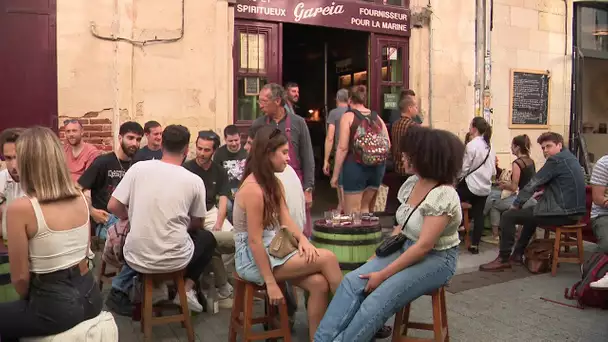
282,23,369,214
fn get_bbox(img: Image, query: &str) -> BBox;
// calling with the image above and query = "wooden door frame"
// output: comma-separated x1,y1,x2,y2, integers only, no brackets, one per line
232,20,281,131
370,34,410,115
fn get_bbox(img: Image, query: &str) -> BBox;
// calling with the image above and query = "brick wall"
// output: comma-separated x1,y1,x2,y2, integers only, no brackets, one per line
59,118,114,152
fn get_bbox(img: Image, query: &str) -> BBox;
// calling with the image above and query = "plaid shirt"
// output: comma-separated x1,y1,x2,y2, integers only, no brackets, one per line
390,116,418,176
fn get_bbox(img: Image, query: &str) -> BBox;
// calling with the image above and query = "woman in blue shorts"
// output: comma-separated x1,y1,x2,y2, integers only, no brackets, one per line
233,125,342,339
330,85,390,214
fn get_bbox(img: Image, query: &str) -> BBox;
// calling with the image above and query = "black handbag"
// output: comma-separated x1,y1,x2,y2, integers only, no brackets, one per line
375,184,439,257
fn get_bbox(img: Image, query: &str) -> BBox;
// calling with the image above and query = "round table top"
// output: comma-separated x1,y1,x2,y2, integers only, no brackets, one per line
313,218,381,233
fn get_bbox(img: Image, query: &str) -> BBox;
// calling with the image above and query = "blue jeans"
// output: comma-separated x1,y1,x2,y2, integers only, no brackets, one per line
112,264,137,295
314,239,458,342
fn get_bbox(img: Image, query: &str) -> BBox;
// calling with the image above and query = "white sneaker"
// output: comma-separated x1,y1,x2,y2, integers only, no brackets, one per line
152,283,168,305
217,283,233,300
590,273,608,289
173,289,203,313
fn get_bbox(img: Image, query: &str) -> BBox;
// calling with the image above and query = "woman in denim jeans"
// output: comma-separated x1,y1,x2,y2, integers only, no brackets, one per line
0,127,102,340
234,126,342,339
315,126,464,342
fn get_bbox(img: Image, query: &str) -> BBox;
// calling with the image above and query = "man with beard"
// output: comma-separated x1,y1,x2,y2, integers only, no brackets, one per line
62,119,101,182
213,125,247,220
78,121,143,315
0,128,26,241
285,82,300,113
183,131,235,302
134,120,163,162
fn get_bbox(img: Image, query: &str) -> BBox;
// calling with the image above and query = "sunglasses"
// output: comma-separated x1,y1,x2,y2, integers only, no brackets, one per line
269,128,282,139
198,130,219,139
63,119,81,126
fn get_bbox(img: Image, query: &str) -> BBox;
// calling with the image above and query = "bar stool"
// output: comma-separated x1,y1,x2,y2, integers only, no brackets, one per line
229,273,291,342
547,223,586,276
140,269,194,342
97,259,117,291
392,286,449,342
460,202,472,249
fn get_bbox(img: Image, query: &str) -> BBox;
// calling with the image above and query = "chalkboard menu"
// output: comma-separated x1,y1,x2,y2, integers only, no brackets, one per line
509,69,550,128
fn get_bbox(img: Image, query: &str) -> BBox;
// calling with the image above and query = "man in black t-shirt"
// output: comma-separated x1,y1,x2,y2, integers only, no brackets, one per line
79,121,144,226
183,130,235,300
78,121,143,315
213,125,247,220
133,120,163,162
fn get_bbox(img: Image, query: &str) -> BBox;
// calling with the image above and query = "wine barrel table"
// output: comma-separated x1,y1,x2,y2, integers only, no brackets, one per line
0,253,18,302
311,219,383,274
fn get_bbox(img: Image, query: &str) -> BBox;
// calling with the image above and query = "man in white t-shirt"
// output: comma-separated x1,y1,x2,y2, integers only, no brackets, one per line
108,125,217,313
0,128,26,239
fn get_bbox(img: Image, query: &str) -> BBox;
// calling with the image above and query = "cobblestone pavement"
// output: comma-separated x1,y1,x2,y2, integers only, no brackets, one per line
109,257,608,342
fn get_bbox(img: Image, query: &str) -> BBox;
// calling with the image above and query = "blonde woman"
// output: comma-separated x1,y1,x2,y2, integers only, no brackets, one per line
0,127,102,340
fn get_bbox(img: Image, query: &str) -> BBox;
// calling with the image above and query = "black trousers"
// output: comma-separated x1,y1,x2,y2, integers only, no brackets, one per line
499,207,579,261
185,229,217,282
0,267,103,341
457,181,488,246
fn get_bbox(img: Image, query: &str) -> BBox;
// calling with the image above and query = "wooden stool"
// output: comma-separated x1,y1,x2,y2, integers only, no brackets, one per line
141,270,194,342
460,203,472,249
229,274,291,342
97,259,117,291
392,286,449,342
550,223,585,277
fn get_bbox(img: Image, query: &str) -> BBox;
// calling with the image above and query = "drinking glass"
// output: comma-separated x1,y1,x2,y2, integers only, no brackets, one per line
331,210,341,226
324,211,333,225
351,210,362,225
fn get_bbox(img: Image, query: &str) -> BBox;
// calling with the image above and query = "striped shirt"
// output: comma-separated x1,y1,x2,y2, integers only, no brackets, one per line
590,155,608,218
390,116,417,176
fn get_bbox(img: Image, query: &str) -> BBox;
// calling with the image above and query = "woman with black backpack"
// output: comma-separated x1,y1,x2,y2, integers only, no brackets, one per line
330,85,390,215
458,117,496,254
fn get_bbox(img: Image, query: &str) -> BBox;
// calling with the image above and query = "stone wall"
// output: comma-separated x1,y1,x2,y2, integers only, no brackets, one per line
56,0,234,155
490,0,571,166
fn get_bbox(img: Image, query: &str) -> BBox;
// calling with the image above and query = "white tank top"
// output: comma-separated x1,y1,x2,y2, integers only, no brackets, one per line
28,193,90,274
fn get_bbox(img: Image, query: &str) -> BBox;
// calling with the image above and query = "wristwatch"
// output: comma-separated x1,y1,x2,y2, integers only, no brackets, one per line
304,187,313,193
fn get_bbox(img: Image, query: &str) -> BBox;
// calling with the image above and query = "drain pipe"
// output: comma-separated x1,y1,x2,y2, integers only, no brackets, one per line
427,0,433,127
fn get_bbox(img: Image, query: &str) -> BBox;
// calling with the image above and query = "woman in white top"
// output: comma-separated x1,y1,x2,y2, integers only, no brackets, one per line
315,126,463,342
458,117,496,254
0,127,102,340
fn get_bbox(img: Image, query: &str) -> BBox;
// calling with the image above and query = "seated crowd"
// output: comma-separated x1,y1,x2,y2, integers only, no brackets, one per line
0,82,605,341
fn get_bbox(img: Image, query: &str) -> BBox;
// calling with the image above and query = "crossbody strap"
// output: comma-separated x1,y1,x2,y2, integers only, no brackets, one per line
400,183,440,232
463,147,491,180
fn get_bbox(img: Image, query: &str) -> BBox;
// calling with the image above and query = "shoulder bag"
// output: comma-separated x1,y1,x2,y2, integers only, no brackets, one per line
268,226,299,258
458,147,491,184
375,184,439,257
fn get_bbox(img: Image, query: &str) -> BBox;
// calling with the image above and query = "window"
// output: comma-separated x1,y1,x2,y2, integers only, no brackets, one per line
361,0,406,6
234,23,279,123
578,5,608,54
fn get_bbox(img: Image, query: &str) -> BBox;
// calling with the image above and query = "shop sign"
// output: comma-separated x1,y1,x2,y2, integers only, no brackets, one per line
235,0,410,37
383,93,399,109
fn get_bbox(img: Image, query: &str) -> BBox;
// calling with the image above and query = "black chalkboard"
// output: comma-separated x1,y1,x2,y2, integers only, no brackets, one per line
510,70,550,127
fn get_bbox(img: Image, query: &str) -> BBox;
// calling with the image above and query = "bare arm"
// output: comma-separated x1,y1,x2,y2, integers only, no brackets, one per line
6,199,31,298
324,124,336,165
501,162,521,192
332,113,354,180
107,197,128,220
216,196,229,229
242,186,277,285
379,215,450,279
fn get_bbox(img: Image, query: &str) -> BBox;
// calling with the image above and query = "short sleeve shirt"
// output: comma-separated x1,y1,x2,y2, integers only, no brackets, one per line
113,160,207,273
591,155,608,218
395,176,462,250
77,152,133,210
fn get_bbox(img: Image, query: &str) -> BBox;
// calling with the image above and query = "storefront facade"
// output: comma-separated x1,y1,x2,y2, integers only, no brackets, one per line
41,0,573,168
232,0,411,130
